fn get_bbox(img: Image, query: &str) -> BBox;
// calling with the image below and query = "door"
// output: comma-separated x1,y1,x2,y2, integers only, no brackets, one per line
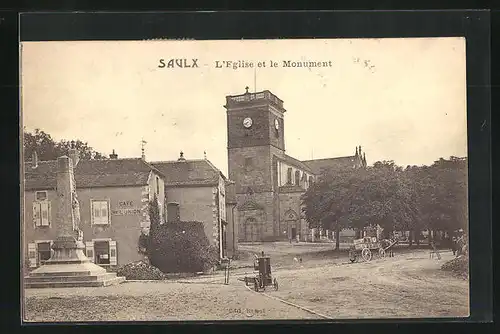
37,242,51,265
291,227,297,239
222,225,227,257
94,241,110,265
251,224,260,242
245,218,260,242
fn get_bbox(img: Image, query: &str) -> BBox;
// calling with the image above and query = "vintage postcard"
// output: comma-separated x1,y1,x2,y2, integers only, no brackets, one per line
21,38,469,322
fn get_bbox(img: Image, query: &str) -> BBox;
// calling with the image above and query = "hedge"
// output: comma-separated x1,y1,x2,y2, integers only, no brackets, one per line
149,221,220,273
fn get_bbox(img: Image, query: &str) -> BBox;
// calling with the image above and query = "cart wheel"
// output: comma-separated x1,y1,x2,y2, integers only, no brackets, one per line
362,248,372,261
254,279,259,292
273,278,279,291
379,248,386,258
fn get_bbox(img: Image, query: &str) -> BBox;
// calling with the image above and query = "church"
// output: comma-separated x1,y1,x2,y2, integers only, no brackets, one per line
225,88,367,242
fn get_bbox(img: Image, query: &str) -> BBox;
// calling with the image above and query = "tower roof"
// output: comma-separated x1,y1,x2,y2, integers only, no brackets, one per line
224,89,285,112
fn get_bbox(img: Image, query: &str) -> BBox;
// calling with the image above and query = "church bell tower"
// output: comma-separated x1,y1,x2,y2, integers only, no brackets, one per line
225,87,286,241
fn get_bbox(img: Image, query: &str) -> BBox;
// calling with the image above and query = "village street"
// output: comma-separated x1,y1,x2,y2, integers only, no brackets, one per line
24,243,469,322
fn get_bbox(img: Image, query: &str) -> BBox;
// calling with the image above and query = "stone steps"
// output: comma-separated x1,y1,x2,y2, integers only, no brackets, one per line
25,273,118,283
28,270,108,277
25,275,125,289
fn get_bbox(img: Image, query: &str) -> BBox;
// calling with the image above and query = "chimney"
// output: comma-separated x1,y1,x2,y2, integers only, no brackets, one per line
32,151,38,168
109,149,118,159
141,138,147,161
68,140,80,167
178,151,186,162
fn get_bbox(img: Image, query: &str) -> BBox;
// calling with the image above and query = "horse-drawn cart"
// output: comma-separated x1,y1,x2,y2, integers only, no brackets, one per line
349,237,399,262
239,252,279,292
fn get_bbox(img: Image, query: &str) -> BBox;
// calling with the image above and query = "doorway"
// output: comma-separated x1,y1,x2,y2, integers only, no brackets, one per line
37,242,51,265
244,218,260,242
94,241,110,265
291,227,297,239
222,224,227,258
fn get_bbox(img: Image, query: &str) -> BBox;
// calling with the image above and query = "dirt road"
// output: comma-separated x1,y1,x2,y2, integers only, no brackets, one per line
24,279,319,322
24,249,468,321
182,249,469,319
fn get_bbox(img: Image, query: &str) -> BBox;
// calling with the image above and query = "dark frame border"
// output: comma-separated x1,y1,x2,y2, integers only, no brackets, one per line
16,10,492,326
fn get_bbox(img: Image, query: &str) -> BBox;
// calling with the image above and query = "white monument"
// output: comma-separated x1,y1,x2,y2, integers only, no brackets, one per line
25,154,124,288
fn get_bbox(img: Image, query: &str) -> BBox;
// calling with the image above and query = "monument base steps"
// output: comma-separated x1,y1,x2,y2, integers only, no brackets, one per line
25,260,125,289
25,276,125,289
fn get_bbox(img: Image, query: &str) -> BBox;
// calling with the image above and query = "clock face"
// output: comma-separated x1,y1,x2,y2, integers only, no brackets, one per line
274,119,280,130
243,117,253,128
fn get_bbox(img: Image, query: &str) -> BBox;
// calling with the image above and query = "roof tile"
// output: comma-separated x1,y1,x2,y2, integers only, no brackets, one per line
24,158,157,190
151,159,220,187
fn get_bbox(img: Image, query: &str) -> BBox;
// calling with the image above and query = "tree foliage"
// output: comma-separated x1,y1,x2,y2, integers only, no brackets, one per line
23,128,107,161
301,157,468,246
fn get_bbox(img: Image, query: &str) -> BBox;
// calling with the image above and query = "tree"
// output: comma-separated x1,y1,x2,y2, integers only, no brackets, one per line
302,156,467,249
301,167,364,250
302,161,420,248
416,157,468,238
23,128,107,161
146,194,161,259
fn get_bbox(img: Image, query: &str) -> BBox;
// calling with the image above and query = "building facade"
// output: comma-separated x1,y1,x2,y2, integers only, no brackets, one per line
151,153,238,258
225,89,366,242
24,149,165,269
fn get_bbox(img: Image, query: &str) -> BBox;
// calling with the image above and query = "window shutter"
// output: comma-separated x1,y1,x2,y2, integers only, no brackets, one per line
28,243,37,268
41,202,49,226
47,201,52,227
32,202,41,227
93,201,100,224
101,202,108,223
85,241,94,262
109,240,117,266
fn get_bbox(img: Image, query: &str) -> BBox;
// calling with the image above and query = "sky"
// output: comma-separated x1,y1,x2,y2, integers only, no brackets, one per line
21,38,467,176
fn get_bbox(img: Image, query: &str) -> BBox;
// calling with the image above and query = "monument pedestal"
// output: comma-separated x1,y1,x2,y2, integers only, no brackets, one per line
25,155,125,289
25,237,125,288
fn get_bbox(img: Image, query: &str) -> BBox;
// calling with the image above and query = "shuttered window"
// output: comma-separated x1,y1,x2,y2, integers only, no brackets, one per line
85,241,95,262
32,201,51,227
109,241,117,266
91,200,110,225
27,243,37,268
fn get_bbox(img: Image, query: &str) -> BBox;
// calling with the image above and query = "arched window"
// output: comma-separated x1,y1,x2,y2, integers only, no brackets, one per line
287,168,292,184
295,170,301,185
167,202,180,222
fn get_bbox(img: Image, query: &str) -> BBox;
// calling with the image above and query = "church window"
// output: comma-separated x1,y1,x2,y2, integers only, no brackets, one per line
287,168,292,184
295,170,301,185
